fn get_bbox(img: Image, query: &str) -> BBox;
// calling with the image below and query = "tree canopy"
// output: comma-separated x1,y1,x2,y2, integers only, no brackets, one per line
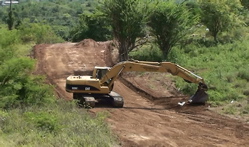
148,0,198,59
69,12,111,42
99,0,148,61
199,0,244,43
0,0,95,40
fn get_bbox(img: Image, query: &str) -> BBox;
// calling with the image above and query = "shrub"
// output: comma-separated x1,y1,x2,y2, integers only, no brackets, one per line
0,28,21,48
243,104,249,114
0,102,117,147
238,68,249,81
0,57,55,109
0,27,56,109
129,44,163,62
223,106,236,115
17,20,64,44
24,111,61,133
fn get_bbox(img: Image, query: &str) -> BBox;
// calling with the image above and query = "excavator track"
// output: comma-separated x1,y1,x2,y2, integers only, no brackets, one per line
83,96,96,108
109,91,124,108
73,92,124,108
73,93,96,108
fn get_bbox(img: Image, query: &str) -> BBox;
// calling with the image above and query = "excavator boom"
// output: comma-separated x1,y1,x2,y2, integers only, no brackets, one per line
100,60,206,88
66,60,208,108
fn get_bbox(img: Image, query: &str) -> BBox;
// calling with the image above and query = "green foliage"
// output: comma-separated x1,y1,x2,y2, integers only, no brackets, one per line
130,35,249,105
0,27,55,109
24,111,61,133
0,9,6,24
0,0,95,40
223,105,236,115
199,0,244,43
0,57,55,109
240,0,249,10
70,11,111,42
100,0,149,61
148,0,198,59
7,6,14,30
244,104,249,114
17,20,63,43
0,101,117,146
0,28,21,48
173,40,249,104
0,22,116,147
129,44,163,62
238,67,249,81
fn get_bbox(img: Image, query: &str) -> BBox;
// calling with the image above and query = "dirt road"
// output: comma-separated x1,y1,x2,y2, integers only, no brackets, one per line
34,39,249,147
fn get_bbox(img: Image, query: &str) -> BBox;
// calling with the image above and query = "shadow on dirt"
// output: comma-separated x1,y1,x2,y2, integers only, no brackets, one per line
93,102,207,114
123,104,207,112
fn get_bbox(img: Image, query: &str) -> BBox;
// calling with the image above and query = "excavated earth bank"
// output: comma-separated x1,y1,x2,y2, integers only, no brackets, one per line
33,39,249,147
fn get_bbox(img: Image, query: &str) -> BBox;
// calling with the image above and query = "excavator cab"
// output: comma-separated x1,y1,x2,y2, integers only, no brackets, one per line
93,66,114,90
92,66,110,79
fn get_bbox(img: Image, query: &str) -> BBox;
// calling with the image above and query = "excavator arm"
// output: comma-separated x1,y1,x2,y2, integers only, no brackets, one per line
100,60,207,89
100,60,208,104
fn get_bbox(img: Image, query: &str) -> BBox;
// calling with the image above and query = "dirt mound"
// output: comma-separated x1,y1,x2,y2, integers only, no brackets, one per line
33,39,249,147
33,39,118,98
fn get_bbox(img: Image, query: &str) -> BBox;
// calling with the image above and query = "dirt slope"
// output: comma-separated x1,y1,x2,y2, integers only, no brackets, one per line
33,39,249,147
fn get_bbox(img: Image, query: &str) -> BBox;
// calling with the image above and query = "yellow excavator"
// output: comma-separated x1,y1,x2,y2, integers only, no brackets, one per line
66,60,208,108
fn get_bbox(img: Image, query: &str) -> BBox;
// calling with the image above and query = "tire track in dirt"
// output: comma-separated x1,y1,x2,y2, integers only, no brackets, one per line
33,39,249,147
93,80,249,147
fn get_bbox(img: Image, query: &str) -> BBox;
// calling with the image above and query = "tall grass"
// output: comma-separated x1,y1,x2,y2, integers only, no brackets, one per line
0,26,117,146
0,101,117,147
129,44,163,62
129,40,249,106
173,40,249,104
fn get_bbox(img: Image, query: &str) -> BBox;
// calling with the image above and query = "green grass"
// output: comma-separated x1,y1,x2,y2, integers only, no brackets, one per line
0,25,117,147
0,100,117,147
174,40,249,104
129,44,163,62
130,38,249,118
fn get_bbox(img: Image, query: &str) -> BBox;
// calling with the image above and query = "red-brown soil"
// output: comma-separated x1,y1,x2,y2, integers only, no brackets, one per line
33,39,249,147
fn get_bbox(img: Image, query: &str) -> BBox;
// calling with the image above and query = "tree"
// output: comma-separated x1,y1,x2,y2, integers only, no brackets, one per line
70,12,111,42
148,0,197,59
7,0,14,30
100,0,148,61
199,0,244,43
240,0,249,10
0,27,55,109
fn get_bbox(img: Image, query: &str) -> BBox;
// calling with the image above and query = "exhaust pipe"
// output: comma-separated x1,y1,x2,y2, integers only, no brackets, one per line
189,83,208,104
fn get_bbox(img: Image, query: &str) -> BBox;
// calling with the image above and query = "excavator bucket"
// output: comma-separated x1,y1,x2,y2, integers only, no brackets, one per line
189,83,209,104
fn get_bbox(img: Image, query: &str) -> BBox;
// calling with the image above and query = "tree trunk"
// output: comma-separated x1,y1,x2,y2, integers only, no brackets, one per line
160,42,171,60
8,0,14,30
214,33,218,44
119,42,129,61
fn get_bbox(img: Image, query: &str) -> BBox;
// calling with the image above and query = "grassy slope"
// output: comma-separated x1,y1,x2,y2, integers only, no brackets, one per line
175,40,249,121
0,101,117,147
175,41,249,103
130,40,249,121
0,26,117,147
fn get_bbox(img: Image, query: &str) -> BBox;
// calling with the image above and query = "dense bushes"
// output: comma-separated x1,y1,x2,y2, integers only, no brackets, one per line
0,26,117,146
177,41,249,105
0,0,95,40
0,27,56,109
0,57,55,109
0,27,21,48
130,39,249,107
17,20,64,44
0,101,117,146
129,44,163,62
